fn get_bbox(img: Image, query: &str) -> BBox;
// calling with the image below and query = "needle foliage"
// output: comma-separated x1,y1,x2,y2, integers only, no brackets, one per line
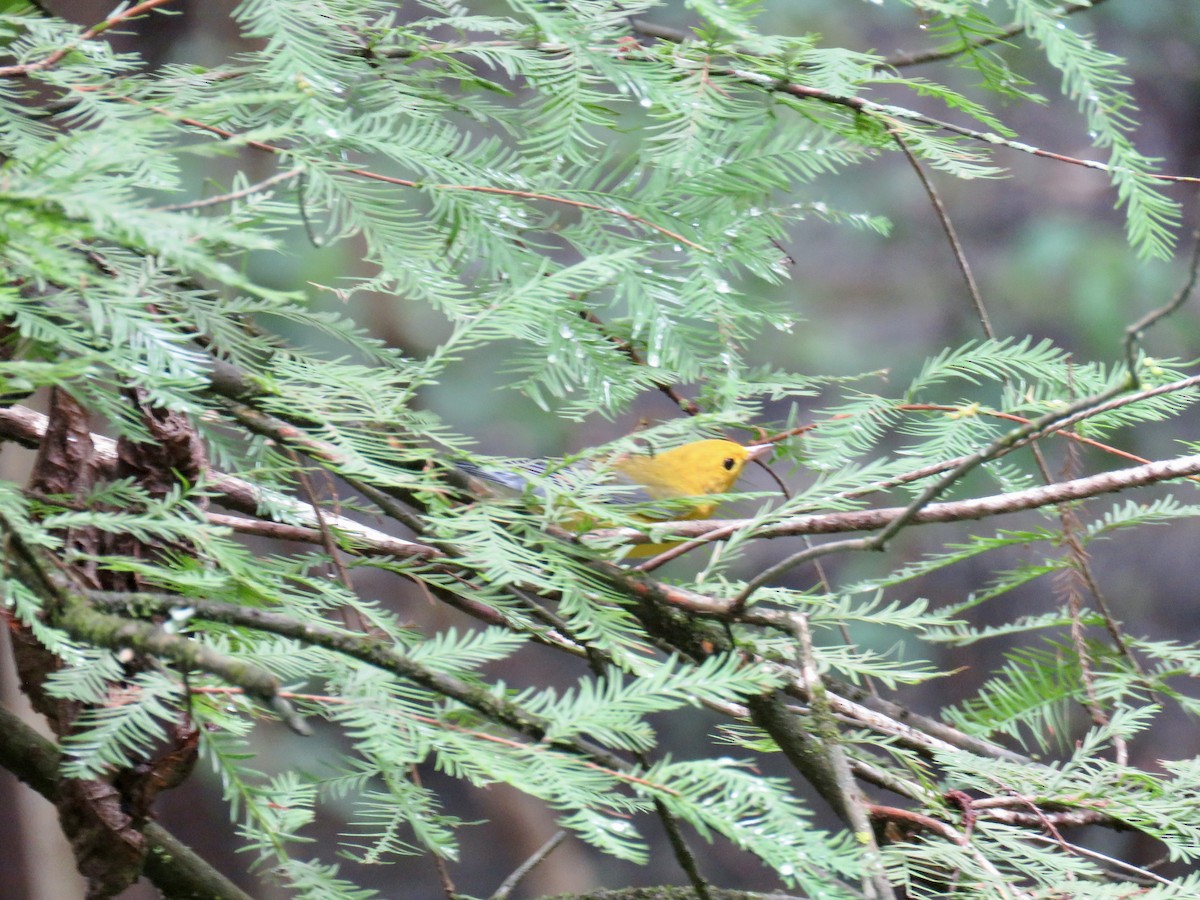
1,2,1199,898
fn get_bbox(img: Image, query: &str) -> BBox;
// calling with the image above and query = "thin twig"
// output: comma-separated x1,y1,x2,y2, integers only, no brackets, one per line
0,0,177,78
1124,226,1200,373
151,167,302,212
732,381,1133,609
891,128,993,338
489,831,567,900
411,765,457,898
286,448,370,632
632,518,751,571
1021,833,1172,887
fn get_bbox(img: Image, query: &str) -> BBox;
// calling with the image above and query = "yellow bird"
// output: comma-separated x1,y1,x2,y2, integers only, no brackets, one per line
457,438,772,557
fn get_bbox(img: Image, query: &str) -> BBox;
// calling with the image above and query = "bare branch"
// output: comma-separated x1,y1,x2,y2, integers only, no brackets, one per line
891,128,992,338
791,614,894,900
599,450,1200,556
489,831,567,900
1125,227,1200,371
0,405,443,560
151,168,302,212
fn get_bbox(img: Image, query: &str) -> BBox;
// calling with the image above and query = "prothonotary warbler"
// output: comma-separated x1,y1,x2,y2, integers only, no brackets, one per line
457,439,773,556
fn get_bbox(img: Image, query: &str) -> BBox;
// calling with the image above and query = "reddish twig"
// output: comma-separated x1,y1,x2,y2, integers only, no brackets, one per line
191,686,678,794
0,0,178,78
140,107,707,250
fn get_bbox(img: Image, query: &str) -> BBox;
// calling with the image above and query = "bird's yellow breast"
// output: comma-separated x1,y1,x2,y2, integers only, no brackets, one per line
611,439,752,501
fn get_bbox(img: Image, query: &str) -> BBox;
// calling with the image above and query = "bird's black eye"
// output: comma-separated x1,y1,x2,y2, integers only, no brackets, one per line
722,457,736,471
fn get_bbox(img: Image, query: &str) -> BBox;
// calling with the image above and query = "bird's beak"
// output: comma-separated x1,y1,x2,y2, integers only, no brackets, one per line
744,443,774,462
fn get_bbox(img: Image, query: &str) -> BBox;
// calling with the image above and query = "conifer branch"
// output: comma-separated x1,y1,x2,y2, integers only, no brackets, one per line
3,4,1198,891
57,594,311,736
131,103,710,250
0,405,443,559
84,590,631,771
601,449,1200,555
151,168,303,212
883,0,1111,69
791,614,893,900
0,0,178,78
0,509,310,736
0,704,255,900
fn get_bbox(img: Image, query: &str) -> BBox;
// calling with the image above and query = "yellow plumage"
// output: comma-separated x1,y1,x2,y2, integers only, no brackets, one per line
458,438,771,558
612,439,770,556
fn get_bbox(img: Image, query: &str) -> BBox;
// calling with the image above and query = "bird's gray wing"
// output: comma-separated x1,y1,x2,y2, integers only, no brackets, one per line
457,459,665,506
455,459,552,495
